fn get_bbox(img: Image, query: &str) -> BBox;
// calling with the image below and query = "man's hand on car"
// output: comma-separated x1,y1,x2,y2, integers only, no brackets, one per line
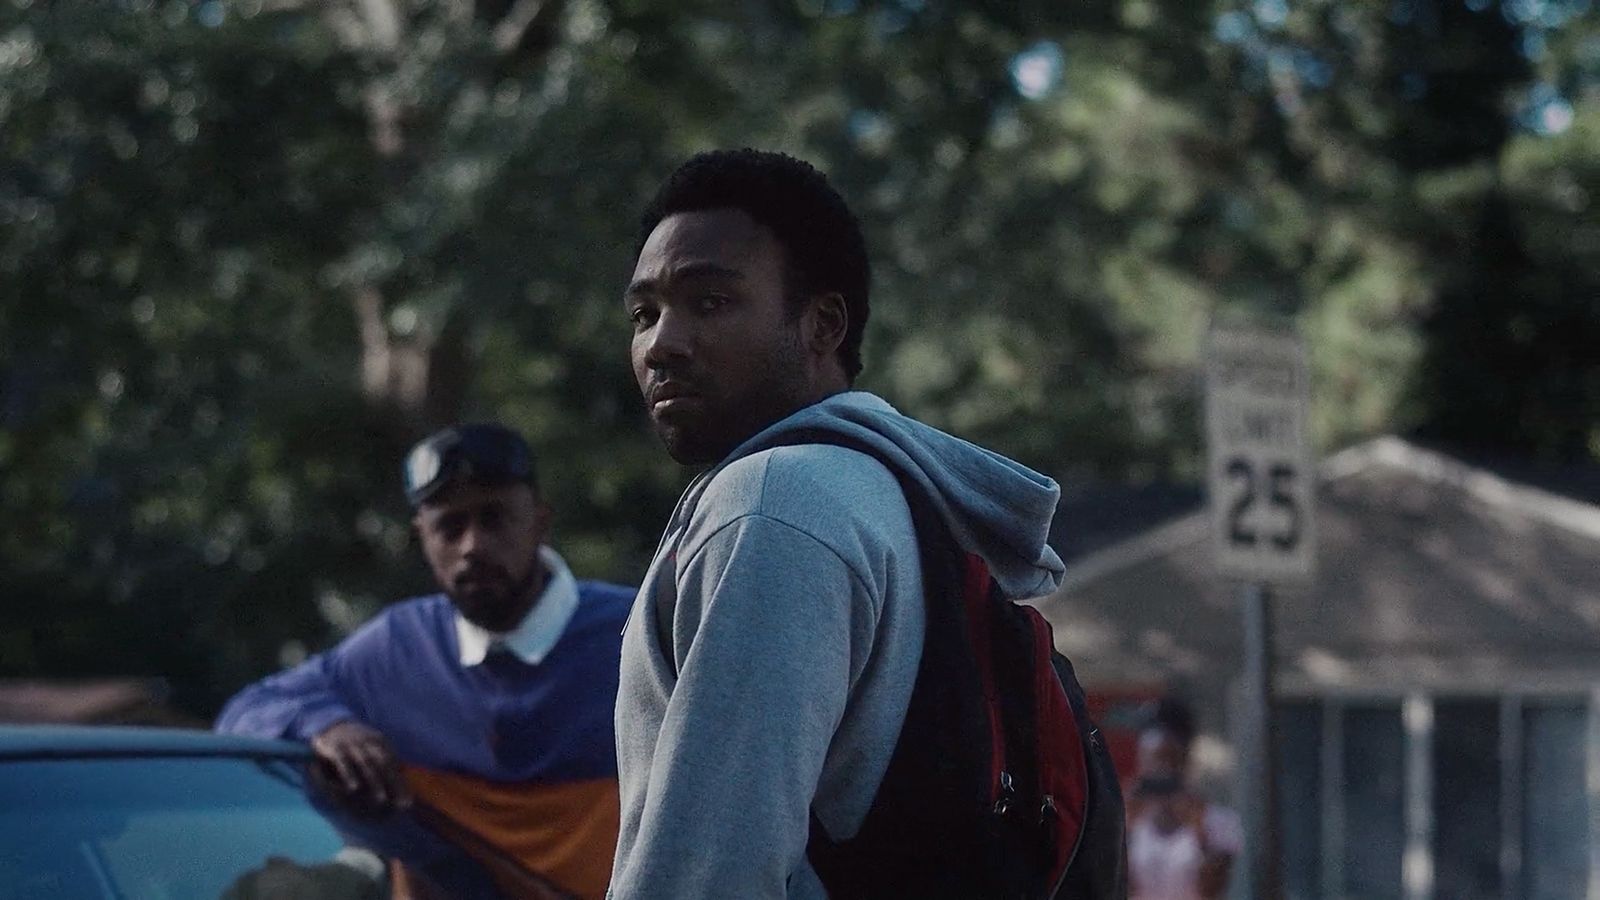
310,720,412,814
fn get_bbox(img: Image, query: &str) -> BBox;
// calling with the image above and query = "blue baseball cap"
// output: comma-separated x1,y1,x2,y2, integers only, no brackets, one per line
402,423,537,507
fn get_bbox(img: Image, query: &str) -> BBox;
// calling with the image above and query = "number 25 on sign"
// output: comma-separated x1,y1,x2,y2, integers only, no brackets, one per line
1222,459,1301,551
1204,325,1317,583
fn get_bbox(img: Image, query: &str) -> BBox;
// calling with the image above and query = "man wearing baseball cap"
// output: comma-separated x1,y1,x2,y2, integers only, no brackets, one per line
217,423,633,899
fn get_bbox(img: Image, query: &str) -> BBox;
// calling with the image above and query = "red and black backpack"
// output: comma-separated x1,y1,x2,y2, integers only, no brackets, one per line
790,432,1128,899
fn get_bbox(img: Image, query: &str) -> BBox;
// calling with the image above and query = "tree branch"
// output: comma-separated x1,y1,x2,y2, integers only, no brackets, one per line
353,0,403,52
491,0,547,55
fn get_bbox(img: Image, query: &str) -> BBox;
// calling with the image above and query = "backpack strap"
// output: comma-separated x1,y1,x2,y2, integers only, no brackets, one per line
765,429,1012,897
767,428,1125,899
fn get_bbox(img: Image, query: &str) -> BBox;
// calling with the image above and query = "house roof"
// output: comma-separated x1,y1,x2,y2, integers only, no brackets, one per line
1034,436,1600,696
1048,479,1203,566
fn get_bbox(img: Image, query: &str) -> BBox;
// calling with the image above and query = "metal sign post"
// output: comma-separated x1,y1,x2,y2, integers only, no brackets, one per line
1204,324,1316,900
1238,581,1280,900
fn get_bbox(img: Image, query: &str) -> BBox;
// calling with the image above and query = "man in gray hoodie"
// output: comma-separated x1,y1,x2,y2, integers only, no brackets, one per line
611,149,1067,899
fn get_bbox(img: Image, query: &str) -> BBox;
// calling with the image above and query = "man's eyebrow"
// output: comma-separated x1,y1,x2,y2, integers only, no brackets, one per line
626,262,746,297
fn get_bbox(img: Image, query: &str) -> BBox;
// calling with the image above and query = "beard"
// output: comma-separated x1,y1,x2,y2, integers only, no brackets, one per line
449,550,546,633
647,333,816,467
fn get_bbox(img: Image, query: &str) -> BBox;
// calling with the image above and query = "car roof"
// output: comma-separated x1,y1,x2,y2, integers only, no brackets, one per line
0,724,309,761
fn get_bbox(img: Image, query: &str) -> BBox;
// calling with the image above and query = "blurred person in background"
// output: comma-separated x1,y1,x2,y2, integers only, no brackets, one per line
217,423,632,900
1126,697,1242,900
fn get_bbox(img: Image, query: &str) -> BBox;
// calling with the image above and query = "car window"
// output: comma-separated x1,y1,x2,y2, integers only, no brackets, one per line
0,756,511,900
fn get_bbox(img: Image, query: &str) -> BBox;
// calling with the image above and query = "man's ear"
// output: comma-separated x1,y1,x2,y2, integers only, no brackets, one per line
804,292,849,357
526,491,554,542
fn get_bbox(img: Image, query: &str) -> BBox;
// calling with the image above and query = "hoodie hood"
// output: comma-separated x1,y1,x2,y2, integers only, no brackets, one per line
709,391,1065,599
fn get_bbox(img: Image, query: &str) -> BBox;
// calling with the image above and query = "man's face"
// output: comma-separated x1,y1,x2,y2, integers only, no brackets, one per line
1135,727,1190,780
413,480,550,632
626,208,821,466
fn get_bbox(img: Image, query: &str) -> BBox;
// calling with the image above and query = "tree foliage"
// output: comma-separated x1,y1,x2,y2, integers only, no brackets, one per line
1,0,1595,712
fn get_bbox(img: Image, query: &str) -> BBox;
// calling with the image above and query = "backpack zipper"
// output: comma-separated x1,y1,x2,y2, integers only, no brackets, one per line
993,770,1016,815
1049,726,1101,893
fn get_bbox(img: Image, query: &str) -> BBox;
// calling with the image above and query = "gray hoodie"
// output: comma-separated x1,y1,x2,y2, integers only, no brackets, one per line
609,391,1064,899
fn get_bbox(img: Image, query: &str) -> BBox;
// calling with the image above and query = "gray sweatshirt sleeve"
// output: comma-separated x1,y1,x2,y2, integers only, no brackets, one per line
613,512,873,899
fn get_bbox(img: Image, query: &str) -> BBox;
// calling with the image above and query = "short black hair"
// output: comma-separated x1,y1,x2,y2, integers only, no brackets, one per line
636,149,870,381
1142,696,1197,747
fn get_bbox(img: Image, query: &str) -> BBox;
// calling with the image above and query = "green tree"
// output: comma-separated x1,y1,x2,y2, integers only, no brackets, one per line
3,0,1596,715
0,0,716,708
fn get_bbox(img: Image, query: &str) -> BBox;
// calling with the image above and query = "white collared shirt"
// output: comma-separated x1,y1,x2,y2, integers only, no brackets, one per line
454,546,579,668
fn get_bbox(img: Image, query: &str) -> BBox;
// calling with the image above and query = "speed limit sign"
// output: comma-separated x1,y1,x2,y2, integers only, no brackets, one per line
1204,324,1316,583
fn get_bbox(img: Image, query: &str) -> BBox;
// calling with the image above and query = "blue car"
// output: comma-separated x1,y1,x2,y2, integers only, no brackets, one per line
0,725,574,899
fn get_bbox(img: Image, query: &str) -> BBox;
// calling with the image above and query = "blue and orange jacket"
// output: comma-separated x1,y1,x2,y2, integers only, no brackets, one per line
216,583,632,899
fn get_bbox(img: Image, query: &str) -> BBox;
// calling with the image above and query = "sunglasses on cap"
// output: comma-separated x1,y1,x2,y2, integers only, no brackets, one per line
403,424,536,507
